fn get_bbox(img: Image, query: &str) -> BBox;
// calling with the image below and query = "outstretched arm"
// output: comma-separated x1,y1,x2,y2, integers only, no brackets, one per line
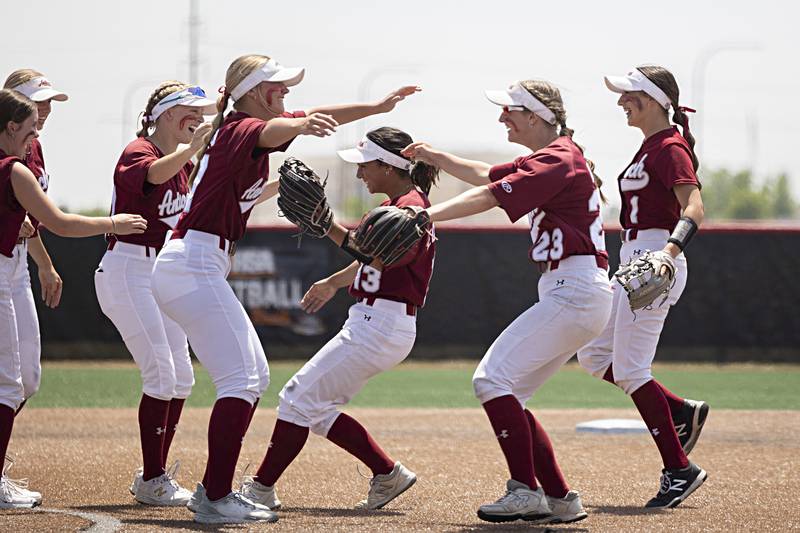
11,164,146,237
427,186,499,223
300,260,360,313
308,86,420,126
402,142,491,186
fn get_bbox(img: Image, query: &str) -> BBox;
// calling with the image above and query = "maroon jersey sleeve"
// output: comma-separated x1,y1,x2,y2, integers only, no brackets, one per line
115,140,161,196
487,152,571,223
24,139,47,236
654,142,699,190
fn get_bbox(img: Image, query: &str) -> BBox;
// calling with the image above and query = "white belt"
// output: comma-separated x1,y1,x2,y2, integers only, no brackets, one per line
358,297,416,317
107,241,159,259
621,228,670,242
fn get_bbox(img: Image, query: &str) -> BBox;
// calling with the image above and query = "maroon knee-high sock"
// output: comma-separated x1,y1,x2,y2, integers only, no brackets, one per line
326,413,394,476
0,405,14,475
524,409,568,498
631,380,689,470
205,397,252,501
603,365,685,415
161,398,186,469
254,419,309,487
202,398,260,488
139,394,170,481
482,395,537,489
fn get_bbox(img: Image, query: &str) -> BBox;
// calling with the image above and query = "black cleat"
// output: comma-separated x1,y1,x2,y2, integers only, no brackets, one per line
673,399,709,455
645,462,707,509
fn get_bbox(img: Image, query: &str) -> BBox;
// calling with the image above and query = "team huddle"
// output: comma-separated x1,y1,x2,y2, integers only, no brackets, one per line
0,55,709,525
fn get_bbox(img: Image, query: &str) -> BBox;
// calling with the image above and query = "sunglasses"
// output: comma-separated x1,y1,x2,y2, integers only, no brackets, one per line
503,105,527,112
157,86,207,106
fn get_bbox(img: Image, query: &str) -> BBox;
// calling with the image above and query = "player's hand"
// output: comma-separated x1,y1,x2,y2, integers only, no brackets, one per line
189,122,214,153
18,216,35,239
111,214,148,235
376,86,421,114
299,113,338,138
39,266,63,308
401,141,438,166
300,278,337,314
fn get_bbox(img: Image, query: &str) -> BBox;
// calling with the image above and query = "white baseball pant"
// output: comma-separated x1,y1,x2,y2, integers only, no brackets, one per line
473,256,613,406
10,241,41,401
278,299,416,436
577,229,688,394
95,242,194,400
152,230,269,405
0,249,25,410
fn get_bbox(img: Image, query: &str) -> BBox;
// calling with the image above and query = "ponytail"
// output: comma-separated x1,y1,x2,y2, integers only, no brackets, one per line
559,120,606,203
187,92,230,187
409,160,439,196
671,105,699,171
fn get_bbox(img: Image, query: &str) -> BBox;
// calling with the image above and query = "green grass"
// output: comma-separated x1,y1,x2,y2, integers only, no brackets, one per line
28,361,800,410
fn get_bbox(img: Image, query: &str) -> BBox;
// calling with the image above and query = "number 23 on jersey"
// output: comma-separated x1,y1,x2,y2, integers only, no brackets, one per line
528,189,605,262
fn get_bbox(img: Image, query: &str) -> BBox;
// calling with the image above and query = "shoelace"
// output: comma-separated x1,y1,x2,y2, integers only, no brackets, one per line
495,490,521,506
238,463,254,493
165,460,184,491
2,456,33,494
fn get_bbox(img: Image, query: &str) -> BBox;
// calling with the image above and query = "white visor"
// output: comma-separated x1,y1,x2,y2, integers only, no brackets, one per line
485,82,556,124
230,58,305,101
337,136,411,171
604,68,671,110
13,76,68,102
148,87,217,123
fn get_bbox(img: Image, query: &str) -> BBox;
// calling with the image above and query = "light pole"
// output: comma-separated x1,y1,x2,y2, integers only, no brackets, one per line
691,41,761,162
188,0,200,84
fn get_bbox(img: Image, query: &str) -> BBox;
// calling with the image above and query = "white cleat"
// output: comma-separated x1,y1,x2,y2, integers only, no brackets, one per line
1,456,41,506
477,479,552,523
129,467,143,496
355,462,417,510
135,473,193,507
240,476,282,510
187,482,205,513
193,491,278,524
0,476,40,509
538,490,588,524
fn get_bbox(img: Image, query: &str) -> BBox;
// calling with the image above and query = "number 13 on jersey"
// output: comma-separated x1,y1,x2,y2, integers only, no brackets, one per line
353,264,382,293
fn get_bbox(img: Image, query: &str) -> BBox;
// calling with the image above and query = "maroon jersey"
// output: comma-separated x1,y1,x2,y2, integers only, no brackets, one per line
619,127,699,231
23,138,48,236
348,189,435,307
487,136,607,267
173,110,304,242
109,137,192,248
0,151,27,258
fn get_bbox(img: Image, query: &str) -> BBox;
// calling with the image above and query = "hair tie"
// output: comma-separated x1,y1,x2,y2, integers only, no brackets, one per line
678,106,696,114
218,85,228,95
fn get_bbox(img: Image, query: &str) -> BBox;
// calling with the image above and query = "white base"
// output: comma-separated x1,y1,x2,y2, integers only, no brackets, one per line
575,418,648,434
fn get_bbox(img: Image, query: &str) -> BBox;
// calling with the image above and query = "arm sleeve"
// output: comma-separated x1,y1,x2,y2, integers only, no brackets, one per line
486,153,571,223
115,143,160,196
488,160,519,183
655,143,699,190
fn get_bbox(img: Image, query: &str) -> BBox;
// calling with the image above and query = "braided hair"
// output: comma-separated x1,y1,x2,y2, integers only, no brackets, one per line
136,81,190,137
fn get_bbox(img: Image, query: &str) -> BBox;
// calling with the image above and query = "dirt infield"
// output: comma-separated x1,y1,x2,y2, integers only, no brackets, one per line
2,408,798,532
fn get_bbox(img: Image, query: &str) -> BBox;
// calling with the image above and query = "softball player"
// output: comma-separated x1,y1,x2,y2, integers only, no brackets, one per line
94,81,215,506
0,88,146,508
241,127,436,511
577,65,707,508
150,54,418,524
3,69,68,414
403,80,610,524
